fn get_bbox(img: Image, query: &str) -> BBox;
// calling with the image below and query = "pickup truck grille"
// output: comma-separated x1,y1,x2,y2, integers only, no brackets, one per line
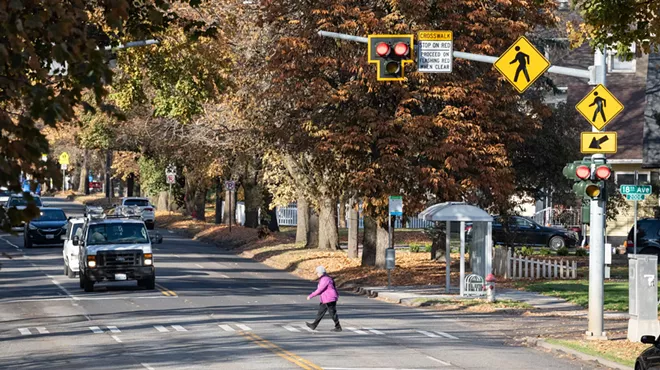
97,251,142,267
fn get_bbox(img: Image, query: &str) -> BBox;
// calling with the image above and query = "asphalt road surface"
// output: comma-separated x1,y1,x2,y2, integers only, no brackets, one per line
0,198,601,370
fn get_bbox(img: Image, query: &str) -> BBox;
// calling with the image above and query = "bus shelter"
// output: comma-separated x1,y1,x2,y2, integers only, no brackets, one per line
418,202,493,296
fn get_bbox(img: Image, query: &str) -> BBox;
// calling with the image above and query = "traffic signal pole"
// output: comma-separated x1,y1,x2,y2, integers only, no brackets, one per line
586,50,608,340
318,30,607,340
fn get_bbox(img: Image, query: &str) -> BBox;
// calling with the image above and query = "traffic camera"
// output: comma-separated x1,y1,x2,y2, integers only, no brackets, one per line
368,35,414,81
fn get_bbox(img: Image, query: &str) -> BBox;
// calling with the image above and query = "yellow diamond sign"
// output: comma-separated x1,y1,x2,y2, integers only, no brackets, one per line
575,84,624,131
494,36,550,93
58,152,70,165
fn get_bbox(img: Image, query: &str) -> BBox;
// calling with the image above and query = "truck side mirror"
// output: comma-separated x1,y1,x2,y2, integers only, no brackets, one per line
72,236,80,246
641,335,657,344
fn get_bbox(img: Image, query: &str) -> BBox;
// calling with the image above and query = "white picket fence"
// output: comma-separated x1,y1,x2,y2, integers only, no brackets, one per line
497,248,577,280
275,205,435,229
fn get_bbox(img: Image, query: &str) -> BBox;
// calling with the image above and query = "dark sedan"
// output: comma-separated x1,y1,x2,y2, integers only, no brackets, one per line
491,215,579,250
636,335,660,370
24,208,68,248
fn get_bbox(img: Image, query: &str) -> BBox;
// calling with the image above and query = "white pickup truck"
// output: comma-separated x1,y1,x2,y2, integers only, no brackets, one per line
62,217,85,278
116,197,156,230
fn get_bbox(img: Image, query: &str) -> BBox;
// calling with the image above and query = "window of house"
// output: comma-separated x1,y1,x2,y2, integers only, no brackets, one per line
608,44,636,73
615,172,650,185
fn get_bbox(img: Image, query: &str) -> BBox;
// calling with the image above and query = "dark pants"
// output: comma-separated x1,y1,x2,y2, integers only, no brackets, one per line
311,301,341,329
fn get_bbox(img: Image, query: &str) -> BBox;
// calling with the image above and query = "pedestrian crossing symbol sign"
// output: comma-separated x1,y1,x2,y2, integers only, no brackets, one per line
494,36,550,93
575,84,624,131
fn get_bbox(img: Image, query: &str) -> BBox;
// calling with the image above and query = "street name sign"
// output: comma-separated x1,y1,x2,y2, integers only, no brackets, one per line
389,195,403,216
580,132,617,154
494,36,550,93
620,185,652,196
417,31,452,73
575,84,624,131
59,152,70,165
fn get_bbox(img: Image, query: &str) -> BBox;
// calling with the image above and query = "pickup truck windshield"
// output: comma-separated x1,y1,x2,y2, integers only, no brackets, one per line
123,199,149,207
86,223,149,245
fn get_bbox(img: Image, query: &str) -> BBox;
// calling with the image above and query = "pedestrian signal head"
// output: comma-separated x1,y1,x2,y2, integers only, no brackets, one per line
368,35,414,81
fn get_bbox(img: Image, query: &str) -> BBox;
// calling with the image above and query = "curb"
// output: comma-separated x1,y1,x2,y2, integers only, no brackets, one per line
528,338,633,370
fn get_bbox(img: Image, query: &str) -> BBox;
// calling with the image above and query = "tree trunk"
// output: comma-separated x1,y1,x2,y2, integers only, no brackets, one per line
338,194,347,228
262,190,280,232
104,150,113,199
78,151,88,194
347,198,359,259
375,219,389,269
194,186,206,222
215,177,222,224
157,191,168,211
306,211,319,249
430,235,446,260
223,189,235,225
318,196,339,250
127,173,134,197
361,216,377,266
296,195,310,245
244,183,261,229
118,179,124,198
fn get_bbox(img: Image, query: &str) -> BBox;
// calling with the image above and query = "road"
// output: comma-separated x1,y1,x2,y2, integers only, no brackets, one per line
0,197,600,370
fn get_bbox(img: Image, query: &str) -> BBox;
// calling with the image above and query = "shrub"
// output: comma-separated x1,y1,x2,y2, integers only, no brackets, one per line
575,248,588,257
538,247,552,256
556,246,570,256
519,246,534,256
409,243,421,253
424,244,432,253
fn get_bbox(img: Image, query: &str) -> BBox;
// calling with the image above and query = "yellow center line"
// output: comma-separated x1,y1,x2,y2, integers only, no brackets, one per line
240,331,322,370
155,283,177,297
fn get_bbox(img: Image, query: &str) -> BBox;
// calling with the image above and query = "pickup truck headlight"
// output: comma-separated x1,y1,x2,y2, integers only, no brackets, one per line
144,253,153,266
87,255,96,268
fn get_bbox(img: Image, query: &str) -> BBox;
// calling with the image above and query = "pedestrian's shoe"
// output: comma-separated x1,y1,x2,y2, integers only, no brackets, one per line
306,322,317,331
331,327,342,332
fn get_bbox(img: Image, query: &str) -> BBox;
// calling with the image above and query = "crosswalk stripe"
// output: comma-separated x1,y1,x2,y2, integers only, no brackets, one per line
283,325,300,332
18,328,31,335
36,327,49,334
107,326,121,334
298,324,314,332
89,326,104,334
417,330,440,338
347,327,368,335
235,324,251,331
363,327,385,335
219,325,235,332
171,325,187,332
154,325,169,333
434,331,458,339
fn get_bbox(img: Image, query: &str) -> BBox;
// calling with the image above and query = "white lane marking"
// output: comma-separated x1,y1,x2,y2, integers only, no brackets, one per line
36,327,49,334
112,335,122,343
363,327,385,335
50,279,80,301
107,326,121,333
251,287,261,291
18,328,31,335
173,254,181,258
89,326,104,334
434,331,458,339
142,364,156,370
426,355,451,366
171,325,187,332
298,324,314,332
0,236,21,250
154,325,169,333
283,325,300,332
167,230,174,234
416,330,440,338
0,296,178,304
235,324,251,331
195,264,204,269
219,324,235,332
347,327,368,335
218,274,230,279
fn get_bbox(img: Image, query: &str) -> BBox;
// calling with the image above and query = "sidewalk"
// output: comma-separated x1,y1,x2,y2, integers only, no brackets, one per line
348,284,629,319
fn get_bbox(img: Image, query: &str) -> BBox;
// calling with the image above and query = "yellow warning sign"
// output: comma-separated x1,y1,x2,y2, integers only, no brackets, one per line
58,152,70,165
575,84,624,131
494,36,550,93
581,132,617,154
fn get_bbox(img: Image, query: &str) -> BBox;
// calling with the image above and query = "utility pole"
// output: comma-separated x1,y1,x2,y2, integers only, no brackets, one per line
586,49,608,340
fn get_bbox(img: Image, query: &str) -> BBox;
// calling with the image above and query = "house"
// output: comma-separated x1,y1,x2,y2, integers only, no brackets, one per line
543,1,660,247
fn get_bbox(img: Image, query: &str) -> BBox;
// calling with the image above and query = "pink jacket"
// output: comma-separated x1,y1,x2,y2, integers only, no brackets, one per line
308,274,338,303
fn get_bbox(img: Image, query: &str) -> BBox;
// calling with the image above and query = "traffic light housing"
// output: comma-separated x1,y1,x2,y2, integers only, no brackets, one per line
368,35,414,81
562,159,612,201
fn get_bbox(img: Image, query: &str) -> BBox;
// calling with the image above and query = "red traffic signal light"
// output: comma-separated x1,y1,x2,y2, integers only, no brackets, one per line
368,35,414,81
376,42,391,57
595,165,611,180
393,42,409,57
575,165,590,180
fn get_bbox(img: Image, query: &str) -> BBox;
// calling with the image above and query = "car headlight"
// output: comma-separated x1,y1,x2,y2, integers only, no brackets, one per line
28,223,37,230
87,255,96,268
144,253,153,266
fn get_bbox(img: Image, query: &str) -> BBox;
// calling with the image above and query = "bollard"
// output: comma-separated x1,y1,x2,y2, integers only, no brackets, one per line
486,273,496,303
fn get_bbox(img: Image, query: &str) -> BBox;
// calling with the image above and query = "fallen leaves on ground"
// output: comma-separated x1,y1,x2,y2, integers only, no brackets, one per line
548,334,645,367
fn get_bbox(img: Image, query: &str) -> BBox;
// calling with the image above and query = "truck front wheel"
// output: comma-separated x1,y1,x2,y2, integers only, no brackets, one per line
140,275,156,290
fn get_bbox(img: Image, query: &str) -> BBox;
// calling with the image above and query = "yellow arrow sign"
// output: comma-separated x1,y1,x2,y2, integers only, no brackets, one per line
575,84,624,131
494,36,550,93
581,132,617,154
58,152,70,165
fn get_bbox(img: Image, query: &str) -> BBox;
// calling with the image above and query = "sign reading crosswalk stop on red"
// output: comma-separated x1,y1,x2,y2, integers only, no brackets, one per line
494,36,550,93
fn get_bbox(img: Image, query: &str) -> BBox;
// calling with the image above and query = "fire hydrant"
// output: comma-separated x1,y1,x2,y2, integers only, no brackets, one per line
485,273,496,303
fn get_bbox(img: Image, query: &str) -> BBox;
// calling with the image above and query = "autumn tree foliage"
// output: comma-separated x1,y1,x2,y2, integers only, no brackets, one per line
258,0,557,265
